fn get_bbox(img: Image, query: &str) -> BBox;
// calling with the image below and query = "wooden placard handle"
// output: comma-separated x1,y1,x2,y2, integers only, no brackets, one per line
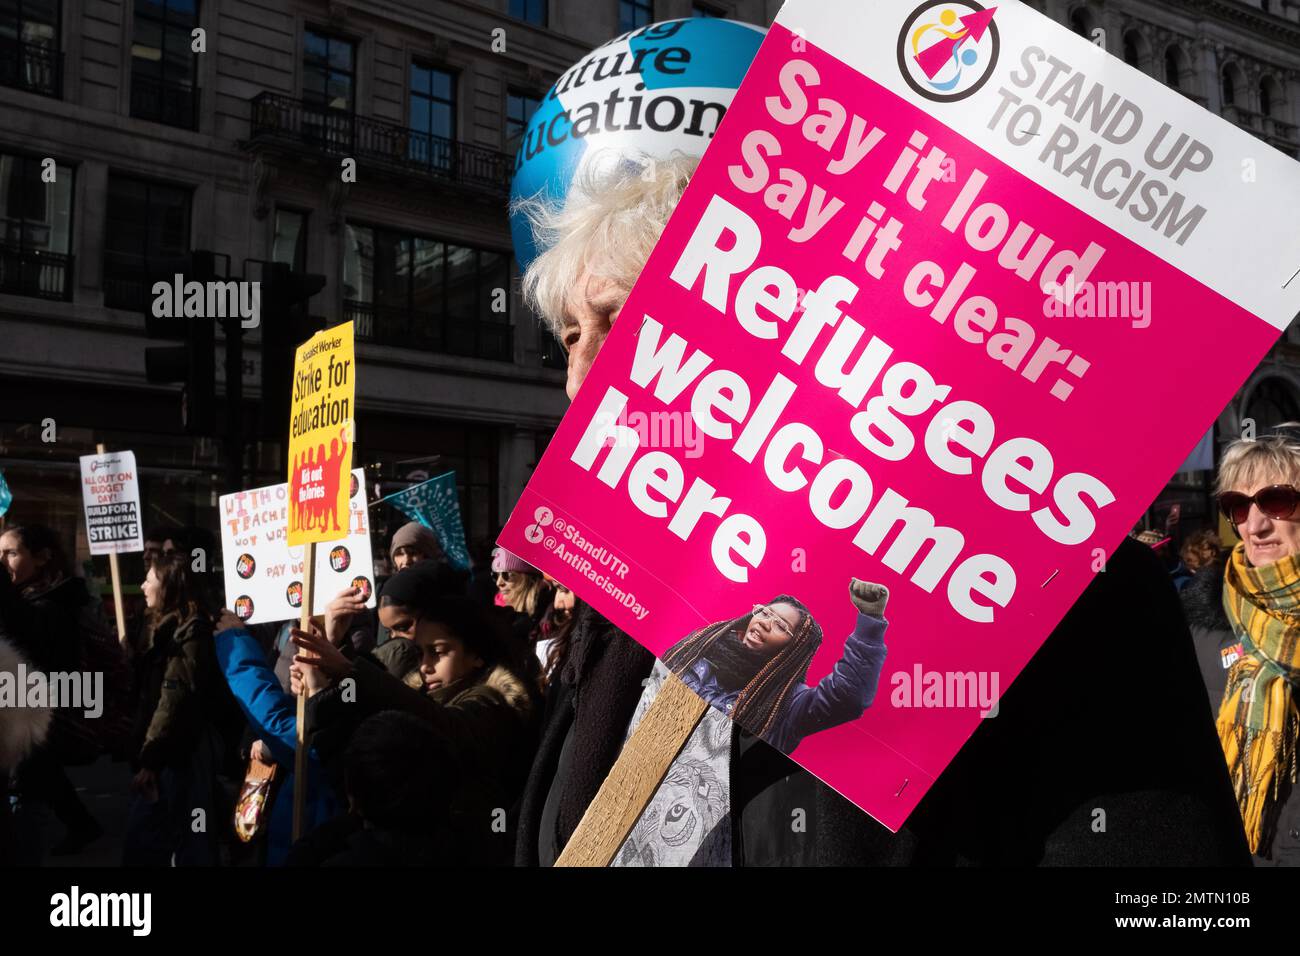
555,672,709,867
95,443,129,649
292,540,316,842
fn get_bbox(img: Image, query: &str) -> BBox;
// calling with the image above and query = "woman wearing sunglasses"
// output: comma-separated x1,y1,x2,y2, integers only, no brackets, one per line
1189,423,1300,865
491,547,555,685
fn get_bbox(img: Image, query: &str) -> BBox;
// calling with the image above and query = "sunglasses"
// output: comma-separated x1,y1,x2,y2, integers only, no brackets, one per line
494,571,518,583
1217,484,1300,525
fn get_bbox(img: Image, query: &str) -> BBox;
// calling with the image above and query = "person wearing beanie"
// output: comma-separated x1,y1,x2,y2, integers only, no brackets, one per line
492,546,553,687
389,522,443,571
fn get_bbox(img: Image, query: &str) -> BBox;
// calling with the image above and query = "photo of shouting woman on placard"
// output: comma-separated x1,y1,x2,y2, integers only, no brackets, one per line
662,578,891,756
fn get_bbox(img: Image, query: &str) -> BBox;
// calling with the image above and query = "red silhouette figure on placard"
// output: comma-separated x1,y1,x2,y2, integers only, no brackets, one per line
299,447,316,532
303,443,325,531
289,452,303,533
322,427,350,533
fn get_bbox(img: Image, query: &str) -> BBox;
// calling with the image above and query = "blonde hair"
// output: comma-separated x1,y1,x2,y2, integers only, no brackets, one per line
513,574,552,619
1216,422,1300,495
516,151,699,337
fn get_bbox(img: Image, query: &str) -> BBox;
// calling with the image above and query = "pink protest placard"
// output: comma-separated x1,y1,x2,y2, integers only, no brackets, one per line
500,0,1300,831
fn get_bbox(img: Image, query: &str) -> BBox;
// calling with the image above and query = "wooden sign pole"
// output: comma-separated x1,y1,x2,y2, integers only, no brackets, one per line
95,443,130,649
555,673,708,867
292,541,316,842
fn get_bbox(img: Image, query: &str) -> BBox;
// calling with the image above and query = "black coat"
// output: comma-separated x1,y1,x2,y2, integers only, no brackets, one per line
1180,552,1238,718
307,656,538,865
0,572,91,673
1180,549,1300,866
517,537,1250,866
129,611,237,773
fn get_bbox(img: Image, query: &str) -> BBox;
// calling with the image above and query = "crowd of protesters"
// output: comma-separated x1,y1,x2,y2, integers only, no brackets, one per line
1,155,1299,866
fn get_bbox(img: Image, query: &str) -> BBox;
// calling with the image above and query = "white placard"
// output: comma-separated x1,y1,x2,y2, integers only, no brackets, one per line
79,450,144,555
219,468,377,624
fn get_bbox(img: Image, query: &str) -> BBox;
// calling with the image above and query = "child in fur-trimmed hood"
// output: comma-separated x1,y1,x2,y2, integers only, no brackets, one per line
293,561,539,865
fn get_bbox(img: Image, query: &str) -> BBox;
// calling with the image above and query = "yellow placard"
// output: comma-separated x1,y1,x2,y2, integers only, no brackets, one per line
287,321,355,546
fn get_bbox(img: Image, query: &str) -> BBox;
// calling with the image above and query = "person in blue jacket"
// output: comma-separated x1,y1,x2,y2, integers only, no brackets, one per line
212,610,341,865
663,578,889,756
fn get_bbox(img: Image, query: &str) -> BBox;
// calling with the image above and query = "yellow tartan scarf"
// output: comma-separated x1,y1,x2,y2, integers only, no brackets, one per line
1219,541,1300,854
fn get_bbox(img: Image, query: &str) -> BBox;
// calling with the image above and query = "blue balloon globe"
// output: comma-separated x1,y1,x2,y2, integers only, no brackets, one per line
509,17,766,271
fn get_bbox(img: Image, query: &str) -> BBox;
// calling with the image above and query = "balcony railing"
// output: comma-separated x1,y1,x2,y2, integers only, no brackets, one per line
344,300,513,362
249,92,513,196
131,72,200,130
1222,103,1300,156
0,244,73,300
0,37,62,98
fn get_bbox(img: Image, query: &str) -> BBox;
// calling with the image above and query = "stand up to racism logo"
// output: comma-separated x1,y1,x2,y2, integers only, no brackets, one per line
897,2,999,103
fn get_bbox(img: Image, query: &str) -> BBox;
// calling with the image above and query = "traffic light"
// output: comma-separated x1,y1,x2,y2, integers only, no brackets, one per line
259,261,327,438
144,250,219,435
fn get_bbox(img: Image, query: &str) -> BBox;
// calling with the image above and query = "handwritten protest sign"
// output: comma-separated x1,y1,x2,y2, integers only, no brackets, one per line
500,0,1300,832
79,450,144,555
287,321,355,547
219,468,375,625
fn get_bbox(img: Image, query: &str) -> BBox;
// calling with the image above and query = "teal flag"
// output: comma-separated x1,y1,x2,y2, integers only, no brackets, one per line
378,472,471,570
0,469,11,517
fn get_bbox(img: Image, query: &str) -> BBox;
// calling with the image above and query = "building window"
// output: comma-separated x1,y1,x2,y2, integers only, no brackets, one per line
1260,77,1280,118
343,223,512,362
103,175,190,310
0,0,61,97
692,3,723,16
508,0,546,26
272,209,307,273
409,61,456,170
302,29,355,149
1164,46,1182,89
1122,33,1140,69
540,330,567,369
506,89,543,154
620,0,653,32
1068,8,1093,40
303,29,354,111
131,0,200,129
0,152,73,300
1244,378,1300,434
1222,66,1239,109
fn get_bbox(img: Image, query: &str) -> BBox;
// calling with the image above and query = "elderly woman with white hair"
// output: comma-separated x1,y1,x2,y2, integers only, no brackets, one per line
1184,423,1300,864
512,154,1248,867
523,153,700,401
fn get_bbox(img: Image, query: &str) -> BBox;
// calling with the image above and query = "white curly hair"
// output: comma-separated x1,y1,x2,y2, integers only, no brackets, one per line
515,151,699,338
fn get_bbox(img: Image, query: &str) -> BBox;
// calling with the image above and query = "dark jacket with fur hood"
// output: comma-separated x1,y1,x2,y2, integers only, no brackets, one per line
307,654,537,864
